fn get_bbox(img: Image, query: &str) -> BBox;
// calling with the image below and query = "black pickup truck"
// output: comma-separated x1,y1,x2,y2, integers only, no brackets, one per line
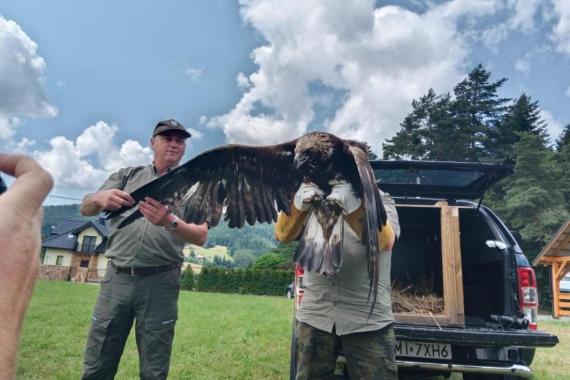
290,160,559,380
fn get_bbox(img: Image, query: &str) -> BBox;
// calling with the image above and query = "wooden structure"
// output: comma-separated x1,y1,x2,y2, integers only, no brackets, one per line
395,201,465,326
533,220,570,318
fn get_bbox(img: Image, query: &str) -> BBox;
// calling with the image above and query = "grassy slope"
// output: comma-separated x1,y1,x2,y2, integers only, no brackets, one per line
188,244,233,262
17,281,568,379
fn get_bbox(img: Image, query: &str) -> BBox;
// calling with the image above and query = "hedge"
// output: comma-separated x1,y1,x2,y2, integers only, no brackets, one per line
197,267,293,296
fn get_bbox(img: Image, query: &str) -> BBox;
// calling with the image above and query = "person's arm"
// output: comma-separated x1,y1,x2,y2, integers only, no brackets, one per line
275,204,309,242
275,182,323,242
138,197,208,246
0,154,53,380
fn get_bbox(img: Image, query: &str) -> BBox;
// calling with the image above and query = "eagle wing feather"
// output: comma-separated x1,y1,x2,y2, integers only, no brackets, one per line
347,145,388,316
106,140,301,229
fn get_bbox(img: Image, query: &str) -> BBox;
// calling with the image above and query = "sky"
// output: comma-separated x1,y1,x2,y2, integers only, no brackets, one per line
1,0,569,205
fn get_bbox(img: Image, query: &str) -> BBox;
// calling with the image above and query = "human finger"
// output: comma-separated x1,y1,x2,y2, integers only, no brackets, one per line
144,197,163,208
115,190,135,205
0,154,53,214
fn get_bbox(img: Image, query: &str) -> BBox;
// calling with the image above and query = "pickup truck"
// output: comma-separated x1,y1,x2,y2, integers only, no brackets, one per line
289,160,559,380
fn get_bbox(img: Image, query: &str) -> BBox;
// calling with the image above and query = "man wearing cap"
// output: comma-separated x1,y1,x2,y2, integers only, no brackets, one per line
80,119,208,380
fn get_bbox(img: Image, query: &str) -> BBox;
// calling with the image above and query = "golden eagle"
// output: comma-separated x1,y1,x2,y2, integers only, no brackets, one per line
107,132,387,306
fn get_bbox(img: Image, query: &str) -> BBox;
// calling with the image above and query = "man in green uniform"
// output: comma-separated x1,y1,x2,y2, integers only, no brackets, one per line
276,180,400,379
80,119,208,380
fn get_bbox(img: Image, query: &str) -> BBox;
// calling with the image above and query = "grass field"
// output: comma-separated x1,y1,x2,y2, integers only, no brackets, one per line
18,280,292,379
17,280,568,379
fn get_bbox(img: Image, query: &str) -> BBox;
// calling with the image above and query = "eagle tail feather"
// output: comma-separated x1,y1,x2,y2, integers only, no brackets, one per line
322,216,344,275
294,211,326,273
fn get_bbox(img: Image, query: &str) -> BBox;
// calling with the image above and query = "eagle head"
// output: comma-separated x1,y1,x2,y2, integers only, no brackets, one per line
294,132,337,174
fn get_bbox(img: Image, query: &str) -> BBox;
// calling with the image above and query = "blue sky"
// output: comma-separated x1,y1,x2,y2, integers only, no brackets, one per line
1,0,569,204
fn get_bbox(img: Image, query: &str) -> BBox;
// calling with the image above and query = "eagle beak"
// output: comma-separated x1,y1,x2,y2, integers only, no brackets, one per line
294,155,308,170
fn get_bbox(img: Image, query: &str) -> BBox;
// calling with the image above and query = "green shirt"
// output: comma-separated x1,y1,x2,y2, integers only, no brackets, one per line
296,191,400,336
100,164,186,267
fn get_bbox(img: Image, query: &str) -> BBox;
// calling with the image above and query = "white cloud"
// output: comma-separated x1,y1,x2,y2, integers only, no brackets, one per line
32,121,153,189
540,109,564,141
0,16,57,140
550,0,570,55
236,72,251,90
186,128,204,139
514,57,530,75
184,66,203,81
509,0,542,31
206,0,501,151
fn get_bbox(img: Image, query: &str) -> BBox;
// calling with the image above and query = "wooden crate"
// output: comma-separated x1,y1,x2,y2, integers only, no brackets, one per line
394,201,465,326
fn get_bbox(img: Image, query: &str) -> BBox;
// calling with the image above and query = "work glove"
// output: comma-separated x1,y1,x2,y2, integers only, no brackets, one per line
293,182,324,211
326,179,361,214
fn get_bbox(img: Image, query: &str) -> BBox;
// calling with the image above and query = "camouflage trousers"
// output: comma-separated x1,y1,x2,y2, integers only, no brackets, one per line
295,321,398,380
82,263,181,380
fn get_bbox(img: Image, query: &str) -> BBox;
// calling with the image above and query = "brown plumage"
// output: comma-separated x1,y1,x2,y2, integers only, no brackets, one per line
106,131,387,312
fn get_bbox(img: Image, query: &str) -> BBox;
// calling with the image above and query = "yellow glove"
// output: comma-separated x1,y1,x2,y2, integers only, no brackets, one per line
379,223,395,251
275,203,309,242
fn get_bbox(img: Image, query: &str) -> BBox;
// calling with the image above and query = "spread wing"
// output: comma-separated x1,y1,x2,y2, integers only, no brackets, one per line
347,144,388,314
106,140,301,229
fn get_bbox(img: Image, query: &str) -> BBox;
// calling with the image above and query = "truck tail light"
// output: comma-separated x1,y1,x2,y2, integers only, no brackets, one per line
517,267,538,330
295,264,305,308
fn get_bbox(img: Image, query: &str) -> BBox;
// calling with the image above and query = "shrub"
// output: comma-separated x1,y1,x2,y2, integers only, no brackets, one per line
196,267,293,296
181,265,195,291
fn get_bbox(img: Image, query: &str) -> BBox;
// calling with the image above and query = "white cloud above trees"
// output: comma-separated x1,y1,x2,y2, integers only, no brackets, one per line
0,16,57,140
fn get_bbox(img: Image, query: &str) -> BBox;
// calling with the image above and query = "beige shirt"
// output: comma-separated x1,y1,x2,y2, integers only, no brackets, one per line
100,165,186,267
296,191,400,336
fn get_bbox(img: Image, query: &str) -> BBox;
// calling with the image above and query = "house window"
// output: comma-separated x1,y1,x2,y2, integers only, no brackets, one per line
56,256,64,266
81,235,97,253
80,260,90,268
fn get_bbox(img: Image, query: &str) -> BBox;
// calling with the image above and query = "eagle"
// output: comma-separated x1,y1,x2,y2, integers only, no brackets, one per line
107,131,387,309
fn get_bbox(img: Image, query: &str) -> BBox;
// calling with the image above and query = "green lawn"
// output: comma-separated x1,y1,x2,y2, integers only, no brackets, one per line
18,280,293,379
17,280,568,379
532,319,570,380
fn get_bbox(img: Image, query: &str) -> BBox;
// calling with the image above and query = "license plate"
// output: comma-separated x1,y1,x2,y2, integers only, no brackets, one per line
395,340,452,360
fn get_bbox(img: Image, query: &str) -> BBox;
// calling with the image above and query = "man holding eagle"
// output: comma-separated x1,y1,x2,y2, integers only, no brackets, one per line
96,119,400,379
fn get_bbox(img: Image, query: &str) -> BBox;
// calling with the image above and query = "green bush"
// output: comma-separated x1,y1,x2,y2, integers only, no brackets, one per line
197,267,293,296
252,252,287,270
180,266,195,291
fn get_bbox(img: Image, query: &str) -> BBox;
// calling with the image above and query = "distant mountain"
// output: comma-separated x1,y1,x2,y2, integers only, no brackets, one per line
207,221,277,257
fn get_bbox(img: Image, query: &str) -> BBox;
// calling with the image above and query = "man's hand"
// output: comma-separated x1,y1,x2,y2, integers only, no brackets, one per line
0,154,53,379
293,182,324,211
138,197,172,227
95,189,135,211
326,180,361,214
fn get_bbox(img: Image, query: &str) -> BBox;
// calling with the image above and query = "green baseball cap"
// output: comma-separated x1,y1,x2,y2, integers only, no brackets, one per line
152,119,191,138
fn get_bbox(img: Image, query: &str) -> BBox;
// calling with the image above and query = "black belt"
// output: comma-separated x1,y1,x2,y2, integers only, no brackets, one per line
114,263,180,277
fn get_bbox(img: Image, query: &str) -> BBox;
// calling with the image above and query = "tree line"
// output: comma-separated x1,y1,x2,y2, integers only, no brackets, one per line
381,64,570,309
